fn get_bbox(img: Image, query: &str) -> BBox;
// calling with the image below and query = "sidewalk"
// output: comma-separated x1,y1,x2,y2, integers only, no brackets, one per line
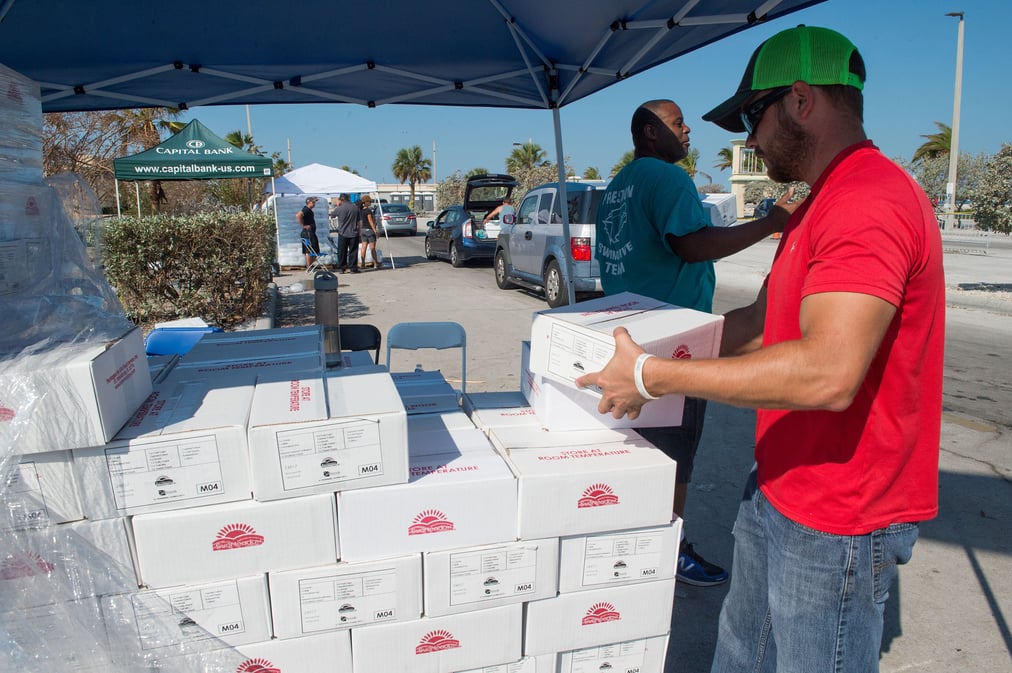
264,238,1012,672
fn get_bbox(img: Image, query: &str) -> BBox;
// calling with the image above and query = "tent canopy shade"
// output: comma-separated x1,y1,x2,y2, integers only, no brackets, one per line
112,119,273,181
267,163,377,195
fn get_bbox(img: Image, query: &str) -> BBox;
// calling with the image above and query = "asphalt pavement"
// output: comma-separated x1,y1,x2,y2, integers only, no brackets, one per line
266,233,1012,673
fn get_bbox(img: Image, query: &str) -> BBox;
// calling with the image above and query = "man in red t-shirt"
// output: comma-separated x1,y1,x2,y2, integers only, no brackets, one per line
578,26,944,673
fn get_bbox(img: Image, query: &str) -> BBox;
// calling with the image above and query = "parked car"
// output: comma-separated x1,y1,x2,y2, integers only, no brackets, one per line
494,181,605,307
424,174,517,267
374,202,417,236
752,197,777,219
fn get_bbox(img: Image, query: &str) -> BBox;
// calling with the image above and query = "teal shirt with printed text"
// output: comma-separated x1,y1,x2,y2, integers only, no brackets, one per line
595,157,715,312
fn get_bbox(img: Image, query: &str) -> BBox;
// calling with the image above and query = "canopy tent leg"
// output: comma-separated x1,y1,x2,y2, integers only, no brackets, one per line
134,182,141,215
551,105,576,306
271,177,282,271
115,179,122,217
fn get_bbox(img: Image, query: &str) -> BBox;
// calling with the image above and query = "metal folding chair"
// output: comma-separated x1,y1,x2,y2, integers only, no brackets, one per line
339,323,382,364
385,321,467,394
302,237,327,273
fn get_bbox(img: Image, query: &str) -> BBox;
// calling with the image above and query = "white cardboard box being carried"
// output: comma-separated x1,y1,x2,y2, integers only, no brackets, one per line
527,291,722,398
558,635,670,673
106,574,272,651
131,493,338,588
246,370,408,502
520,341,681,430
558,521,680,594
1,326,152,453
351,604,522,673
337,446,517,562
423,537,559,617
73,380,254,519
268,554,422,639
4,450,83,527
523,578,675,656
489,426,675,540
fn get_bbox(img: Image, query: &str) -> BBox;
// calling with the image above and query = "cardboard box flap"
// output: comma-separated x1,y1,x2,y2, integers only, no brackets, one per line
116,380,254,440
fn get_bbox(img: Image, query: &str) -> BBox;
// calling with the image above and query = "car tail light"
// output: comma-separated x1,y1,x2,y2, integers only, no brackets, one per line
382,214,391,221
407,214,416,221
463,220,473,238
571,237,592,261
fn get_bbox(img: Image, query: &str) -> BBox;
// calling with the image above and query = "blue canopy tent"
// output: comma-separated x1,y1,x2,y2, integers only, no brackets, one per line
0,0,826,302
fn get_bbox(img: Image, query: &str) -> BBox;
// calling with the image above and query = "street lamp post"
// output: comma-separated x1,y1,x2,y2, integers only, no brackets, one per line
944,11,964,230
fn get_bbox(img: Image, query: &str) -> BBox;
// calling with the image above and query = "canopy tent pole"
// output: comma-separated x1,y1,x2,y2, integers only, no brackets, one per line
551,98,576,306
134,182,141,215
115,179,121,217
270,177,282,270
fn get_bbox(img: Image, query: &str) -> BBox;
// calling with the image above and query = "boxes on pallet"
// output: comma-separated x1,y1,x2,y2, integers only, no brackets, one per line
423,537,559,617
351,604,522,673
558,635,669,673
409,424,500,458
153,630,353,673
522,578,675,656
527,291,722,410
408,411,480,434
131,493,338,588
392,370,461,414
268,554,422,639
73,379,254,519
1,326,152,453
0,517,137,609
246,370,408,501
5,450,83,527
455,653,557,673
488,426,675,539
336,439,517,562
103,574,272,650
558,521,680,593
521,341,680,431
180,325,325,367
165,353,325,384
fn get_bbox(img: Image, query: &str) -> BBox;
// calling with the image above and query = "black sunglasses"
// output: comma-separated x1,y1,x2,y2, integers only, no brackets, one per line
740,87,792,136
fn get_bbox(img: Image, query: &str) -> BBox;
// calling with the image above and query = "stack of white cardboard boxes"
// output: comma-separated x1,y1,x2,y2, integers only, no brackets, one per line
2,110,725,673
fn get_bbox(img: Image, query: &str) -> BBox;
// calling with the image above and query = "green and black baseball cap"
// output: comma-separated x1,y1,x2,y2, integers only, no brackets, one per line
703,25,866,133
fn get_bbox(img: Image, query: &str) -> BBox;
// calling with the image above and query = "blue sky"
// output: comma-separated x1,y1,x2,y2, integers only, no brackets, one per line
182,0,1010,187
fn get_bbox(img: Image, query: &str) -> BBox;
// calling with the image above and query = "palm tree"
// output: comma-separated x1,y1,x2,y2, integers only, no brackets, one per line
506,142,547,174
583,167,601,180
391,145,432,210
466,167,490,178
913,122,952,163
677,147,700,179
611,150,634,177
714,146,733,171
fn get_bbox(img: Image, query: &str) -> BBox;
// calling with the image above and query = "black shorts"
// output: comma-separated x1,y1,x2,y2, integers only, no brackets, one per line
635,397,708,484
361,229,377,243
302,232,320,254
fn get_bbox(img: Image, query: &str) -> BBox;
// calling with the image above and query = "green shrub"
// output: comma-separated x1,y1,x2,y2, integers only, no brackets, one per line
102,211,275,328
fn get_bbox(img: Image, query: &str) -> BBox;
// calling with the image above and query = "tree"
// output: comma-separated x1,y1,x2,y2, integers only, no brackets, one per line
744,179,810,204
611,150,634,177
583,167,601,180
506,142,547,174
43,111,124,207
340,165,359,175
391,145,432,210
912,122,951,163
968,144,1012,234
903,152,987,210
466,167,490,178
714,146,733,171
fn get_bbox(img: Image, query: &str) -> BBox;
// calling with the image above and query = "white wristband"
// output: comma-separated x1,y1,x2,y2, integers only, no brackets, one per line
634,353,659,400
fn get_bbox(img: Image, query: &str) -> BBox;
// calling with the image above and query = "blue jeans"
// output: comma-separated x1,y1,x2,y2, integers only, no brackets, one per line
711,469,919,673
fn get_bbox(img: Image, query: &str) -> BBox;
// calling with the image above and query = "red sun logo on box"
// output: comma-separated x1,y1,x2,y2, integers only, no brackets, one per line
577,483,619,508
582,601,621,625
212,523,265,551
0,404,15,422
236,658,280,673
415,629,461,654
672,344,692,359
1,552,55,580
408,509,455,536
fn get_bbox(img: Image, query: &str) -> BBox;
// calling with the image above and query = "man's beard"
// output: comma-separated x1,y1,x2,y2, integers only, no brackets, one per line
762,104,810,184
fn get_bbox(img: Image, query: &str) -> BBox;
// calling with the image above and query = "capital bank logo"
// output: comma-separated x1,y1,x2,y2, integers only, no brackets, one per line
408,509,455,536
577,483,619,508
212,523,265,551
236,657,280,673
1,552,55,580
582,601,621,625
672,344,692,359
185,139,206,149
415,629,460,654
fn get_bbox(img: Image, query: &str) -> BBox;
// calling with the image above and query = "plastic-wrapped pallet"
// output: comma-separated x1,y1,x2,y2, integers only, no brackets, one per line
0,62,43,186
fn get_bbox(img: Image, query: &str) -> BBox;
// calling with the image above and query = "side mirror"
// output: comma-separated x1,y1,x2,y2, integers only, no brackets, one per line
427,221,435,228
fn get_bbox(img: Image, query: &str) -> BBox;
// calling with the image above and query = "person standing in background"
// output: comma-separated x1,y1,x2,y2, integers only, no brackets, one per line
331,193,361,274
595,98,795,587
358,195,380,268
297,196,320,271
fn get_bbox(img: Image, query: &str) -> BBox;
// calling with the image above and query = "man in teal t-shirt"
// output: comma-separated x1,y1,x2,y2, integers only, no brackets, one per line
595,99,794,587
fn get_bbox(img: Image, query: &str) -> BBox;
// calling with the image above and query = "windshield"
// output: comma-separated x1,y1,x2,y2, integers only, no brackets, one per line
383,204,411,213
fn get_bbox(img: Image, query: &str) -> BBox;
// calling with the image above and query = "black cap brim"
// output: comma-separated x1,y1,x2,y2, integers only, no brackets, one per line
702,89,753,133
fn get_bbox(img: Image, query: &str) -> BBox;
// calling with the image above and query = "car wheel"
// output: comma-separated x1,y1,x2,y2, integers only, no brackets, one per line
544,260,568,308
424,237,436,260
494,250,515,289
450,242,464,268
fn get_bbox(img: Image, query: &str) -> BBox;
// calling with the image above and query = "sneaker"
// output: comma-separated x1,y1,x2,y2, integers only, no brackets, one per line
677,541,728,587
